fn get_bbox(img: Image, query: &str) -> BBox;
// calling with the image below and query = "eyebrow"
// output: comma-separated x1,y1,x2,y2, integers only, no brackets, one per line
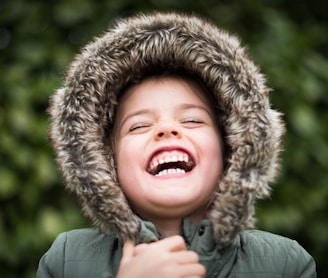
179,103,212,115
120,109,154,127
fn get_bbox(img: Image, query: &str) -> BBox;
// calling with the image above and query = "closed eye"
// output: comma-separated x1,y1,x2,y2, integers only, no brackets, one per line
184,119,203,123
129,123,151,132
181,118,205,127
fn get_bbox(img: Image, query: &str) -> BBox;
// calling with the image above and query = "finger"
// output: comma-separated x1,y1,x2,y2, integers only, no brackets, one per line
173,251,200,264
120,240,135,265
134,235,186,256
152,235,187,252
177,263,206,278
134,243,149,255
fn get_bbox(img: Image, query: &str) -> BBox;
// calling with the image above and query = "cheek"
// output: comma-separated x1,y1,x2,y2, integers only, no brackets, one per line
115,142,129,181
202,131,224,170
115,142,145,210
115,139,143,186
116,152,134,198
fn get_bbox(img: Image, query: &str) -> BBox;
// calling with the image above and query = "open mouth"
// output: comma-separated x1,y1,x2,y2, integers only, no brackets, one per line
147,150,195,177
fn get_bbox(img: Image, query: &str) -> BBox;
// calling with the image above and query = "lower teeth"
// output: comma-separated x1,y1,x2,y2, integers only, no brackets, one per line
155,168,186,176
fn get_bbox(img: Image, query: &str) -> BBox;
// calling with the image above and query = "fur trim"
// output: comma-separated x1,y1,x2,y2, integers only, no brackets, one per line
48,11,285,248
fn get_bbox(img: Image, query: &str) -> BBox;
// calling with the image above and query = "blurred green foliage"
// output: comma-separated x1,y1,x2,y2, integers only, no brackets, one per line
1,0,327,277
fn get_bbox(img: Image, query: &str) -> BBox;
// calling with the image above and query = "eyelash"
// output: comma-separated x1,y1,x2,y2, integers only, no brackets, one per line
182,118,204,124
129,123,151,132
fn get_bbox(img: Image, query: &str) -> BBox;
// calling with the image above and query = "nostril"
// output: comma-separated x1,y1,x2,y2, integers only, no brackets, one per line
156,131,179,138
171,131,178,136
155,123,181,139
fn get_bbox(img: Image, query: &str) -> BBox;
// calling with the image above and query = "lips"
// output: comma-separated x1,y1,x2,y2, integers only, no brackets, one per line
147,149,195,176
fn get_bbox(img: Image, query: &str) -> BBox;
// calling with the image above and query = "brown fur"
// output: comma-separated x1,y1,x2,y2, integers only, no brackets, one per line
48,12,285,248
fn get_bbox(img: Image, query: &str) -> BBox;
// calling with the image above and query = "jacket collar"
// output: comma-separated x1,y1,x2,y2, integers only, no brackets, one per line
182,218,216,254
136,217,217,255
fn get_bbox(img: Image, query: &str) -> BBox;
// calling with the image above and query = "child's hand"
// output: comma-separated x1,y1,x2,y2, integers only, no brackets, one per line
117,235,206,278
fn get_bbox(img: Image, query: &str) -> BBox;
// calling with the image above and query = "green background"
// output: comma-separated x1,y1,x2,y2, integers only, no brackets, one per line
1,0,327,277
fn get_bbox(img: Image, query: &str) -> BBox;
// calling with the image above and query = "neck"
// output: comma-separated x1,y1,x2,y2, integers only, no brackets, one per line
154,218,182,238
147,211,206,238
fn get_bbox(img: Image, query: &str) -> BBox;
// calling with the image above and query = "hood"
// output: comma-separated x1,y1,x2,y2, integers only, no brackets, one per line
48,11,284,248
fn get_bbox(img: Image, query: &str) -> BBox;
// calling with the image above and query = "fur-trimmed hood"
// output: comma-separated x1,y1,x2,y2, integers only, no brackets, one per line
48,11,284,248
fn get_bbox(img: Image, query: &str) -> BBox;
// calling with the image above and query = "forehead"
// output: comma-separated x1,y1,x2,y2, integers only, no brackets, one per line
118,75,215,111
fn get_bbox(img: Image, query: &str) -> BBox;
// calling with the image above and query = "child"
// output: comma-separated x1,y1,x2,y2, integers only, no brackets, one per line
37,11,316,277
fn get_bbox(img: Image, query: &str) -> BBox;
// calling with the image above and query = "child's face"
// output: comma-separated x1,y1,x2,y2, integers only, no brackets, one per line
114,76,224,222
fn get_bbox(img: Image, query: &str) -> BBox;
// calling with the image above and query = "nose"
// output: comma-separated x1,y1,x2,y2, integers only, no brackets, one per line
154,121,182,140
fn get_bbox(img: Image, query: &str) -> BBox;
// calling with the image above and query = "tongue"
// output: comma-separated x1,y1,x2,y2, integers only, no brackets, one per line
154,161,187,175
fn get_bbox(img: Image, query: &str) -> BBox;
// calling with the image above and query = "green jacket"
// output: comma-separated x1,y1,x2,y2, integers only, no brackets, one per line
37,219,316,278
41,11,316,278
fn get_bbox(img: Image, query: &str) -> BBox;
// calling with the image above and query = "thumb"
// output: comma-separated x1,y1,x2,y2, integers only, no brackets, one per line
120,240,135,266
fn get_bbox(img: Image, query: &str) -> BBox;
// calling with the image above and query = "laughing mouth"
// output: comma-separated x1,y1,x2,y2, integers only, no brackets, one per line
147,150,195,177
